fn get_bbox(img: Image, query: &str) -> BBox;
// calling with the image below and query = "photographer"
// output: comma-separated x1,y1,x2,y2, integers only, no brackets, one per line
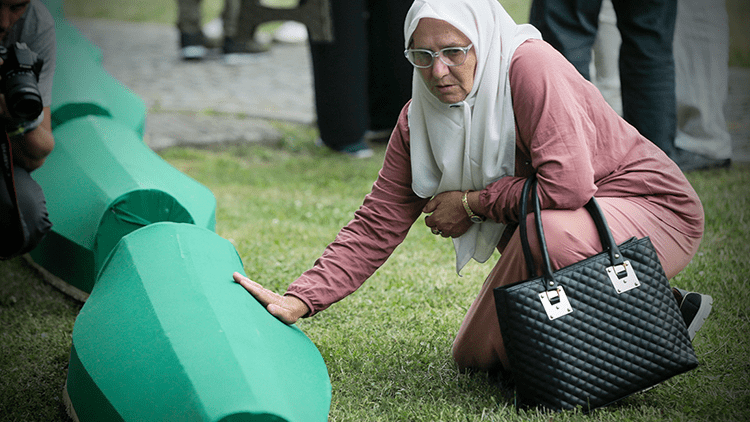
0,0,55,259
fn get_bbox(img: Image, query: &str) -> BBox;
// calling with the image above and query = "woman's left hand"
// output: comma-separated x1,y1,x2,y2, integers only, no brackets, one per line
233,272,309,324
422,191,473,238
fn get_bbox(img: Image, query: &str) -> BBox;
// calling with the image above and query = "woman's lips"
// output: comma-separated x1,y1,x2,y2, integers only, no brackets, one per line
436,84,454,93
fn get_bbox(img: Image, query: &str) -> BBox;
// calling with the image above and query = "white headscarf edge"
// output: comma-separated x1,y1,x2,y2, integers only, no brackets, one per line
404,0,541,273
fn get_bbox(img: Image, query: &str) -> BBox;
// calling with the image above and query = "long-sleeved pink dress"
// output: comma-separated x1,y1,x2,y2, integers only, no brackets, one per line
286,39,704,371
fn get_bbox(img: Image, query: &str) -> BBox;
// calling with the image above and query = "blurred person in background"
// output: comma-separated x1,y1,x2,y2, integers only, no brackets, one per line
177,0,269,63
0,0,56,259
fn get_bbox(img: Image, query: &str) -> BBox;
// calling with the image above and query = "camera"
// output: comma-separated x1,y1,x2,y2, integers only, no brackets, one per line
0,42,44,121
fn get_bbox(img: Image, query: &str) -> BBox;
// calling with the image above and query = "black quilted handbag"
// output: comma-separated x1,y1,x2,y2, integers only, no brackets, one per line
493,175,698,411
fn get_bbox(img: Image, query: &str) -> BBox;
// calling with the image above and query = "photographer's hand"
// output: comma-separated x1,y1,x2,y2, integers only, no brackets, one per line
233,272,310,324
5,105,53,171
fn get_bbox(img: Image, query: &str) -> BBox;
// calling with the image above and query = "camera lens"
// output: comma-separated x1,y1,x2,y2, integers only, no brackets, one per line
4,72,43,120
9,92,43,120
0,43,44,121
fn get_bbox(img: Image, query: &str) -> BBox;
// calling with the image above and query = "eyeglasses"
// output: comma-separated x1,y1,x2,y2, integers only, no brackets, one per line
404,44,473,68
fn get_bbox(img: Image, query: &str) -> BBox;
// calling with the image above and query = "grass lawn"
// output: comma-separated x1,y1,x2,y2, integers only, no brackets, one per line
2,135,749,420
1,0,749,420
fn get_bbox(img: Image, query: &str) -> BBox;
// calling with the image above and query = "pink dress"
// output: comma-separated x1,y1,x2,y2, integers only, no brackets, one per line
287,39,704,371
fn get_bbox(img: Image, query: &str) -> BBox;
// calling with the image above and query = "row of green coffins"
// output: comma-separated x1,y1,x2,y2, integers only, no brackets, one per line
31,0,202,291
32,2,331,420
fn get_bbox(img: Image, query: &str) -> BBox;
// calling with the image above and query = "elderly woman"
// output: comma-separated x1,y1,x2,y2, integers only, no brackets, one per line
234,0,711,374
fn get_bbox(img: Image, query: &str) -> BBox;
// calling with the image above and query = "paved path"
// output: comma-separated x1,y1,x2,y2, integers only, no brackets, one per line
70,18,750,161
69,18,315,150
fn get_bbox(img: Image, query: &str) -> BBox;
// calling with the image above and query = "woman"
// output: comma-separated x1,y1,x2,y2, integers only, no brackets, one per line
233,0,710,373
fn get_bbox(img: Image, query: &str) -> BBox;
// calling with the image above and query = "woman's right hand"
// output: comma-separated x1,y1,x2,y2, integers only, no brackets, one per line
233,272,309,325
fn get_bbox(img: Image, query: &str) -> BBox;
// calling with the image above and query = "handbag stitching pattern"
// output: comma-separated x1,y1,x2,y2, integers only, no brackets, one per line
493,175,698,411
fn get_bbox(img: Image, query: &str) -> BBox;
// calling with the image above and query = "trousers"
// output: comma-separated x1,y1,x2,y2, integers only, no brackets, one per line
674,0,732,160
309,0,413,151
529,0,678,157
177,0,240,37
452,196,702,372
1,166,51,258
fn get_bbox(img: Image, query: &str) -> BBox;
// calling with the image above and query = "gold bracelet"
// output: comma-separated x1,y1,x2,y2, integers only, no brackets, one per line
462,190,485,223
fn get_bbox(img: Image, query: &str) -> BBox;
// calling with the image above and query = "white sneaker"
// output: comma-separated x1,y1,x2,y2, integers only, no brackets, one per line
180,32,208,60
181,45,207,60
273,21,308,44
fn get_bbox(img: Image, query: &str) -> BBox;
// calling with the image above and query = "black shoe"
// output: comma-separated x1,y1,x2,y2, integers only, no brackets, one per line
314,138,374,158
673,287,713,340
222,36,270,64
180,32,208,60
363,129,392,144
672,148,731,173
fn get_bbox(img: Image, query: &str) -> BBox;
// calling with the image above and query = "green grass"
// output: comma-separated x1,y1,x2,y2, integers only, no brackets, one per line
2,132,749,421
1,1,748,420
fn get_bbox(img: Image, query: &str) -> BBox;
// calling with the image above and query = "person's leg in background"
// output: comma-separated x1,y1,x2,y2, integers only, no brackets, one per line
531,0,679,158
590,0,622,115
225,0,271,62
176,0,207,60
0,167,51,258
308,0,372,157
672,0,732,171
365,0,414,143
611,0,678,158
528,0,604,80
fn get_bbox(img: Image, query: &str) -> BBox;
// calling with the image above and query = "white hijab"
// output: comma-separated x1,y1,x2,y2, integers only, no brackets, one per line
405,0,541,273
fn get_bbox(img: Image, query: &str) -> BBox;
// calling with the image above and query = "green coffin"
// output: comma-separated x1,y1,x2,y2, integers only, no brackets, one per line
42,0,65,21
50,12,147,135
29,116,217,293
65,222,331,422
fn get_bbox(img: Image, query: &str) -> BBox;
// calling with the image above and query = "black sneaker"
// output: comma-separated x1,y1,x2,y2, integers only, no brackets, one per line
222,36,270,64
672,148,731,173
673,287,713,340
180,32,208,60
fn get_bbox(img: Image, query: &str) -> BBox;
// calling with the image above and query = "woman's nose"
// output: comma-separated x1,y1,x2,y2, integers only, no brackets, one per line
431,58,450,78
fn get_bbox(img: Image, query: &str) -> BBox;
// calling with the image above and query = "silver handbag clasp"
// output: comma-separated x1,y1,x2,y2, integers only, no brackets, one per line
607,260,641,293
539,285,573,320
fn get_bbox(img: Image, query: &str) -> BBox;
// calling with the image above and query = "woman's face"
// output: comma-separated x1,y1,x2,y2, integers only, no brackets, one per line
411,18,477,104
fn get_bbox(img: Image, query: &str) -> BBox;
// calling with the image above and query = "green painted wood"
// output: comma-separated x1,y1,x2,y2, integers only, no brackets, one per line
29,116,216,292
66,222,331,422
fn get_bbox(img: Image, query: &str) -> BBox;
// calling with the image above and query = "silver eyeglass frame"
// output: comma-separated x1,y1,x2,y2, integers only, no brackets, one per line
404,44,473,68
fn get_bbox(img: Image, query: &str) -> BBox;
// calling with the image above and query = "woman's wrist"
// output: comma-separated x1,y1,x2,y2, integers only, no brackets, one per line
284,293,312,319
466,190,488,218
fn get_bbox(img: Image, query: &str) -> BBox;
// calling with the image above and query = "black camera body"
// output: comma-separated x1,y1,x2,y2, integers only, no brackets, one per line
0,42,44,121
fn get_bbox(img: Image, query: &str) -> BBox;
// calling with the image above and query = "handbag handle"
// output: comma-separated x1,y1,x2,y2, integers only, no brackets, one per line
518,175,627,292
518,175,539,278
